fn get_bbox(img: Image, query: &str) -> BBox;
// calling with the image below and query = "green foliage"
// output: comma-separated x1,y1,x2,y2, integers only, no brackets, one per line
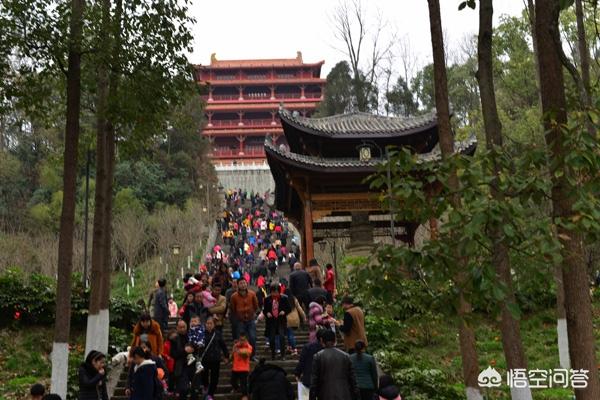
114,187,146,216
0,267,144,329
316,61,354,116
394,367,464,400
385,75,418,117
316,60,378,116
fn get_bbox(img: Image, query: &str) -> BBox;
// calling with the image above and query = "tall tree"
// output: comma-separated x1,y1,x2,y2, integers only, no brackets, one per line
86,0,114,356
535,0,600,398
332,0,391,112
50,0,84,397
426,1,482,399
317,61,354,116
475,1,532,399
385,75,418,117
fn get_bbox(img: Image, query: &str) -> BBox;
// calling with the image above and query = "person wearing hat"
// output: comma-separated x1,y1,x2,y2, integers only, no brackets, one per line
78,350,108,400
339,296,368,353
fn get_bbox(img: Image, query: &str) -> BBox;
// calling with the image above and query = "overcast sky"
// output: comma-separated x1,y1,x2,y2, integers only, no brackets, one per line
187,0,526,78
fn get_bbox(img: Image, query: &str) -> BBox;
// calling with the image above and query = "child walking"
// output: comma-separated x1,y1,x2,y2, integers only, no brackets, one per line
231,332,253,399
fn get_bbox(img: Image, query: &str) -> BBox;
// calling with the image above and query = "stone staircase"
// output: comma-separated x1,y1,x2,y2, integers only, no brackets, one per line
110,197,341,400
111,318,320,400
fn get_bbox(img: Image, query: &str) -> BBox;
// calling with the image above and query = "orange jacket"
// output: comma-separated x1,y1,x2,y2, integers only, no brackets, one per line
230,290,259,322
130,320,164,356
232,341,253,372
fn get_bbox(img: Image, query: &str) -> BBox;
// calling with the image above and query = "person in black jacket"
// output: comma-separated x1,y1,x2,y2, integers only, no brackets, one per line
195,317,229,400
294,330,325,400
263,283,291,360
153,278,169,333
169,320,194,400
249,359,294,400
289,263,312,310
78,350,108,400
182,292,205,326
128,347,159,400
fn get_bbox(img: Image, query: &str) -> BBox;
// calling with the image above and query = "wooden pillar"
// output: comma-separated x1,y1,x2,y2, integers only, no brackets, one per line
208,88,213,101
238,111,244,126
300,85,306,99
270,86,276,100
237,135,245,154
207,112,213,127
238,86,244,100
304,199,314,263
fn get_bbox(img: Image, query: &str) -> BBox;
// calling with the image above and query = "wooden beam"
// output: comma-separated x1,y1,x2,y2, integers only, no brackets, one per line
311,192,379,201
304,199,315,264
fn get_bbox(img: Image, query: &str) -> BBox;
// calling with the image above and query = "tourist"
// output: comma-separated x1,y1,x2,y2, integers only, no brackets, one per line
187,315,205,371
162,330,177,393
182,292,204,325
263,283,291,360
289,262,312,310
127,347,159,400
152,278,169,333
339,296,368,353
285,288,306,355
323,263,336,303
178,292,195,318
138,341,168,393
306,259,323,284
308,296,327,343
78,351,108,400
212,263,230,292
225,279,239,340
207,285,226,329
30,384,45,400
168,296,178,318
309,330,360,400
377,375,402,400
322,303,340,333
294,329,324,400
308,278,328,303
249,359,294,400
168,320,192,399
197,317,228,400
130,313,164,357
230,278,259,361
42,395,62,400
350,340,378,400
231,332,253,398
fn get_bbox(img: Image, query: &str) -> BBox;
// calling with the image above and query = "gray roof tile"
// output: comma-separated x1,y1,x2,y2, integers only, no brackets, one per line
278,108,438,137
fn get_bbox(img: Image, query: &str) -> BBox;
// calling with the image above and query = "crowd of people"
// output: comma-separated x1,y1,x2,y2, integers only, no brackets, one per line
31,189,402,400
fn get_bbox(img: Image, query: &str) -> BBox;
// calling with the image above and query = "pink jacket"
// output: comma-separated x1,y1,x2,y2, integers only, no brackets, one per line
308,302,324,342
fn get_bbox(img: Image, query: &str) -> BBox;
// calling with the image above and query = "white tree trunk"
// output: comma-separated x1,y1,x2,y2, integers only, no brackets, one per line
85,309,110,355
510,387,533,400
466,387,483,400
85,313,99,356
557,318,571,369
50,342,69,399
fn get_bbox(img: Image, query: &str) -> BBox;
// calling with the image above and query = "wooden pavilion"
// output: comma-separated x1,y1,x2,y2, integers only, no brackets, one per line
265,108,476,266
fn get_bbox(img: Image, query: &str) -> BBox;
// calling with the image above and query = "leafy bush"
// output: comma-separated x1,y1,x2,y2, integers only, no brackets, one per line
109,297,145,330
393,367,464,400
0,267,142,329
0,267,78,326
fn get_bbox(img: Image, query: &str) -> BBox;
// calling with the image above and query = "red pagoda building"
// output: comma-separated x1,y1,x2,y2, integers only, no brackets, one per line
194,52,326,167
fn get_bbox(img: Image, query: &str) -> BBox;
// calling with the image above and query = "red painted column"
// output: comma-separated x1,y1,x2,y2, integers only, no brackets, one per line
238,86,243,100
300,85,305,99
238,112,244,126
270,86,275,100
